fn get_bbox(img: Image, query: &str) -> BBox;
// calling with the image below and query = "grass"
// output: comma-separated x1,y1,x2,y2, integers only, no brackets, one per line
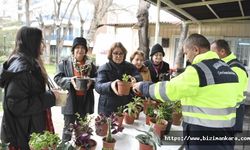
45,64,57,77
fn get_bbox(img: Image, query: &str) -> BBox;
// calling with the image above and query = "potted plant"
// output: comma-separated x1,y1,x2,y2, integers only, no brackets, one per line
73,58,92,92
150,102,173,139
145,106,155,125
135,127,160,150
95,113,108,136
123,101,138,124
69,113,97,150
143,98,157,114
117,73,132,95
102,118,116,150
114,105,125,127
29,131,61,150
172,101,182,126
132,96,144,119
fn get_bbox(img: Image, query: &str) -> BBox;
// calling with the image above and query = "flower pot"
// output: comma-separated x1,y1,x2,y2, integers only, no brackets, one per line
115,115,124,127
139,142,153,150
75,77,88,92
79,139,97,150
96,123,108,136
55,90,68,106
124,112,135,124
117,81,131,96
145,115,154,125
150,119,168,139
172,112,182,126
102,137,116,150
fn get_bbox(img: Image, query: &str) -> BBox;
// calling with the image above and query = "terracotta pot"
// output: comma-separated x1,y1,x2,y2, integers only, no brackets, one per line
102,137,116,150
117,81,131,96
30,144,57,150
95,123,108,136
115,115,124,127
146,115,154,125
75,78,88,92
139,142,153,150
79,139,97,150
124,112,135,124
150,119,168,139
172,112,182,126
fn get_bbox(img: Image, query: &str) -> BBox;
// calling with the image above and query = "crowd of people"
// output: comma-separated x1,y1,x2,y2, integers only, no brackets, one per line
0,26,248,150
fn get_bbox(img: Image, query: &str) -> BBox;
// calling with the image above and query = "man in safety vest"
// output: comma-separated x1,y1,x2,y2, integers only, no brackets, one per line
211,39,248,133
133,34,240,150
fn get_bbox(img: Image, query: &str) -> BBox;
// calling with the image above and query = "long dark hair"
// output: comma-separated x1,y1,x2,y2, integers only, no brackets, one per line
9,26,48,85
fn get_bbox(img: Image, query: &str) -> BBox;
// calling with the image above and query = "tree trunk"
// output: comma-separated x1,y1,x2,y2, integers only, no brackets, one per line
137,0,150,60
175,22,188,69
25,0,30,26
87,0,113,43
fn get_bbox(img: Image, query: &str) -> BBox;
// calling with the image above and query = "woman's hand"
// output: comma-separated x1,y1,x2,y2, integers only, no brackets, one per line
111,79,120,96
71,76,78,90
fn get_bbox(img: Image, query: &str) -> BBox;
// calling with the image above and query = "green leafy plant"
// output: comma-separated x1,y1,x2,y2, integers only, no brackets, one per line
156,102,173,124
123,101,138,117
73,58,92,77
115,105,124,117
68,113,95,149
121,73,130,82
29,131,60,150
0,142,9,150
132,96,143,112
135,127,161,150
146,106,155,117
173,101,182,114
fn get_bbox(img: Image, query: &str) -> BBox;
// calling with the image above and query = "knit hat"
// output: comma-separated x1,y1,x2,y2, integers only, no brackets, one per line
150,43,165,56
71,37,88,53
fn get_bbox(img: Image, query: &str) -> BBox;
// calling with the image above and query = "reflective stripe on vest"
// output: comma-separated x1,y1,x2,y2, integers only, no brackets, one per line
183,59,238,127
182,105,236,116
227,58,248,77
149,81,170,101
192,59,238,87
183,115,236,128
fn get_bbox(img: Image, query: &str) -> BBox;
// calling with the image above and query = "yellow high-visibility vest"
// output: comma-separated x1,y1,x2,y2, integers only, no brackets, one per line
148,51,240,128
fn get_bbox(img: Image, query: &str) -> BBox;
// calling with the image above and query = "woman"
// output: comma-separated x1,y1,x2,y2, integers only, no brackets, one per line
0,26,58,150
130,50,151,81
54,37,96,142
95,42,142,116
144,43,170,82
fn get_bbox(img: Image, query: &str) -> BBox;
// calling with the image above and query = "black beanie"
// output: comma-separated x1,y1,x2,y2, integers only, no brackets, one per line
71,37,88,53
150,43,165,56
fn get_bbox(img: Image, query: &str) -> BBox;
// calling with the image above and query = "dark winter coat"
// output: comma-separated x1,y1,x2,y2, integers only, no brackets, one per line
95,60,142,116
54,56,96,115
0,53,56,149
144,60,170,82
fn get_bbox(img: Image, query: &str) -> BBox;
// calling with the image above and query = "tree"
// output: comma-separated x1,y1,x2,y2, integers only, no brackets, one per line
136,0,150,60
25,0,30,26
174,22,188,73
86,0,113,43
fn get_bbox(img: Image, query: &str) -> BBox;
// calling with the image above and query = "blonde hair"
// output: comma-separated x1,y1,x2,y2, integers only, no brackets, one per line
130,50,145,62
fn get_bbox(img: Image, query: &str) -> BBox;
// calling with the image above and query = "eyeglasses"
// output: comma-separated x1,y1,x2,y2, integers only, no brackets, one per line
112,52,124,56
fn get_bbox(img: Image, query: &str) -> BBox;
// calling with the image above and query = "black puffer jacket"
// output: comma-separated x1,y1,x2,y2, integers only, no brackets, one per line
0,53,55,149
95,60,142,116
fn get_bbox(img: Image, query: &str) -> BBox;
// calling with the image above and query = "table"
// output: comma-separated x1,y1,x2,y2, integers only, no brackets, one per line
92,112,183,150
